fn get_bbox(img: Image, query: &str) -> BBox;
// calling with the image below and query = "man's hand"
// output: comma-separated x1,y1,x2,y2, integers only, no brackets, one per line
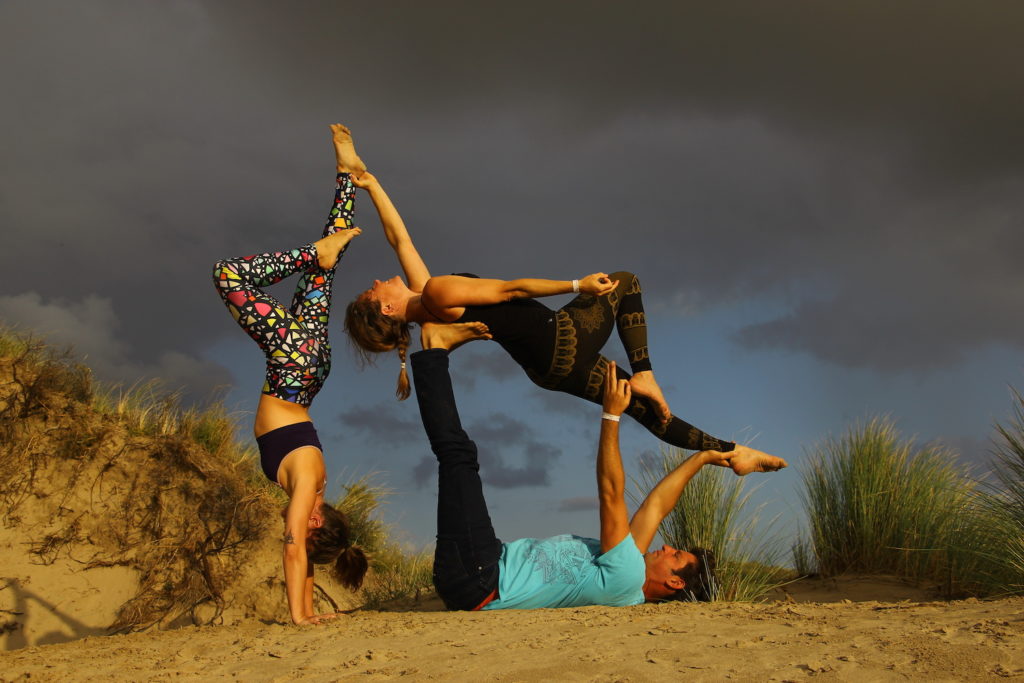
602,361,631,416
701,450,733,468
580,273,617,296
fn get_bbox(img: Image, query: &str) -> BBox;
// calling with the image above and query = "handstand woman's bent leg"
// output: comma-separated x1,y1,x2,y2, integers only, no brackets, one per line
287,167,363,387
211,228,359,405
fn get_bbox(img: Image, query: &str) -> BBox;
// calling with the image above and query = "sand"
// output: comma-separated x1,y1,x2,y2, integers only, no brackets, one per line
3,581,1023,682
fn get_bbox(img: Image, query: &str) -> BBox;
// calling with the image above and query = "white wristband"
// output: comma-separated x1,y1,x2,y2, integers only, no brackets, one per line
601,412,620,422
572,279,580,293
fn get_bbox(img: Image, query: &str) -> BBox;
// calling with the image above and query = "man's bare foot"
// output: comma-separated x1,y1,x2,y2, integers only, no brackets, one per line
330,123,367,176
629,371,671,424
314,227,361,270
726,445,788,476
421,322,491,352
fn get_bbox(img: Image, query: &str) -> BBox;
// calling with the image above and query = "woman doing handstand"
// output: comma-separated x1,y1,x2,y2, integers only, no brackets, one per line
212,124,368,625
344,169,781,468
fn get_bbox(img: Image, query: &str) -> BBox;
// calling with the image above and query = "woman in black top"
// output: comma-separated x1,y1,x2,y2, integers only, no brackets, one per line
344,170,781,469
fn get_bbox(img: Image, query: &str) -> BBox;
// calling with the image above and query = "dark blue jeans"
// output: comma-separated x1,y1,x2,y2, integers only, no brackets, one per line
411,349,502,610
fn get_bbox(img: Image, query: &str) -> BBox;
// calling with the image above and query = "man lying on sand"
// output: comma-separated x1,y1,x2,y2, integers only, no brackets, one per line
411,323,787,610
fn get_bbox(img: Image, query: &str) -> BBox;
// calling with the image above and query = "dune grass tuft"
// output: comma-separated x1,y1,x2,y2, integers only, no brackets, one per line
636,448,791,601
797,417,991,595
976,389,1024,594
331,475,435,608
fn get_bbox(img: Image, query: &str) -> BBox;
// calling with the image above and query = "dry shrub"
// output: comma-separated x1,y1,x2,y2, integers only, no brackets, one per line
0,328,423,631
0,329,278,631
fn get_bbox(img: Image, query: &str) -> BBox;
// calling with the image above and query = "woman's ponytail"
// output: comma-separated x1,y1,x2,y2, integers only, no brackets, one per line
308,503,370,592
333,545,369,591
396,340,411,400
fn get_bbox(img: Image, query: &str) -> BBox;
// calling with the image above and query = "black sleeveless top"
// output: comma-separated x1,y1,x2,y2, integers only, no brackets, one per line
449,274,556,374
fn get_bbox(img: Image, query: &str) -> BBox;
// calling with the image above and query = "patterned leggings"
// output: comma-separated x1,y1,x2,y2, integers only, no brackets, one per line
532,272,734,452
211,174,356,406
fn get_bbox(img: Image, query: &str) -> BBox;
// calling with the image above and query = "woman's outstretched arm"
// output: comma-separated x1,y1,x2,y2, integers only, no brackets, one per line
352,172,431,291
421,273,618,319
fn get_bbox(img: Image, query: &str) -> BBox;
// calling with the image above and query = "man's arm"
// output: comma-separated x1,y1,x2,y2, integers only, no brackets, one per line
629,450,731,553
598,362,632,553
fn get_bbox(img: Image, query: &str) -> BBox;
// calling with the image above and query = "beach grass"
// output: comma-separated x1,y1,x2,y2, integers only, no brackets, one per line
975,388,1024,594
332,476,436,608
796,417,994,595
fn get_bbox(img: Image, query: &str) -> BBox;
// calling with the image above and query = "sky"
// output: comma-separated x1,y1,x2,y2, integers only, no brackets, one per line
2,1,1023,552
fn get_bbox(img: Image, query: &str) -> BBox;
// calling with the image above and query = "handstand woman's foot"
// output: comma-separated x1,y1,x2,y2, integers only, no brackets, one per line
726,445,788,476
330,123,367,177
628,370,672,424
421,322,491,352
314,227,362,270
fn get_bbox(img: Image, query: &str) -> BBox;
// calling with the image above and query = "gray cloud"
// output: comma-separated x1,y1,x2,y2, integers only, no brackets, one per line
410,413,562,489
338,402,424,447
556,496,598,513
0,292,229,400
447,345,522,385
929,435,997,475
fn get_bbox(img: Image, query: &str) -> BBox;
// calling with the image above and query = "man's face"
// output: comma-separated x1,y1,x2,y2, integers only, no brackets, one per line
644,544,698,583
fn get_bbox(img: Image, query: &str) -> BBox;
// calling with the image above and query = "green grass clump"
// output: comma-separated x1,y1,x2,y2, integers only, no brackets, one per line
360,546,434,608
976,389,1024,594
797,417,986,594
332,476,434,608
636,448,791,601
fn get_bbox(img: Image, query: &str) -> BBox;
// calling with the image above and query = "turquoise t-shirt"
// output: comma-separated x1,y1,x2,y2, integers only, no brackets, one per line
483,533,646,610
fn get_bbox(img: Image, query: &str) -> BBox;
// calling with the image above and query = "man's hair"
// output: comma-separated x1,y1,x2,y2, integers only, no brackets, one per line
667,547,717,602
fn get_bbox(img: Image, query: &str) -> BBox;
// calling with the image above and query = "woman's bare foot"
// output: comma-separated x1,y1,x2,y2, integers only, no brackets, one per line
726,445,788,476
314,227,362,270
421,322,491,352
330,123,367,176
628,370,671,424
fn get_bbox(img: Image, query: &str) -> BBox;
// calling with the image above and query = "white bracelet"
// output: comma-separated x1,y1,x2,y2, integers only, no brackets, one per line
572,279,580,294
601,412,620,422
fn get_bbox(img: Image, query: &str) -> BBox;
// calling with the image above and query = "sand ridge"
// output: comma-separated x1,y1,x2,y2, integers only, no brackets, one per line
2,594,1023,681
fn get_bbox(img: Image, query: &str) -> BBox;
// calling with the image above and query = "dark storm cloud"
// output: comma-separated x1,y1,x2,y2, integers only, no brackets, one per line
1,0,1023,401
734,180,1024,370
410,413,562,489
202,1,1024,371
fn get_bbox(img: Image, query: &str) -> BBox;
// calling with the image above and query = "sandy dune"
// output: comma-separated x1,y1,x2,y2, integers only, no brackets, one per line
3,589,1022,681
